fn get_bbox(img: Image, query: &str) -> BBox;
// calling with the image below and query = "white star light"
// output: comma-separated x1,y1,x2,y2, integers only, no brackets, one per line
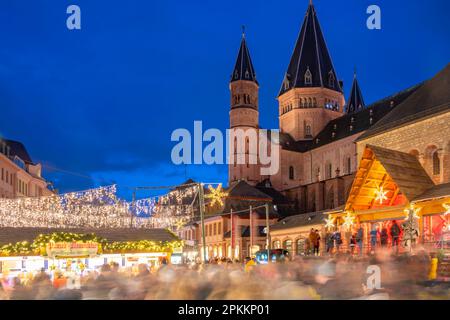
374,187,388,204
443,203,450,216
324,216,335,229
342,212,355,229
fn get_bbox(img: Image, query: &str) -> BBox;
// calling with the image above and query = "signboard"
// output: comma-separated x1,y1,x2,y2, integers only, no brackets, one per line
46,242,98,259
172,247,183,254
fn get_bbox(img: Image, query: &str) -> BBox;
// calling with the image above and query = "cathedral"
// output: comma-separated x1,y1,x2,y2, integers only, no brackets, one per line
227,0,450,214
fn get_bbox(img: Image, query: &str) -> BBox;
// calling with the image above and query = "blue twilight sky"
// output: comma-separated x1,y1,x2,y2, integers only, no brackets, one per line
0,0,448,199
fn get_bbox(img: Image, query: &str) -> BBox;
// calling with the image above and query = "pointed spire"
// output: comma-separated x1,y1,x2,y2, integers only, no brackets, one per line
230,28,258,84
279,1,342,96
345,72,366,114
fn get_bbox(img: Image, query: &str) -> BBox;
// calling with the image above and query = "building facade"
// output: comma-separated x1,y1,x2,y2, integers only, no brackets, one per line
0,139,53,198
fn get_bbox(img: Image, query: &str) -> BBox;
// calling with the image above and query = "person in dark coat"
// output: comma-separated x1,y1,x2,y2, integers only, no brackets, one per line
390,221,401,253
380,227,388,247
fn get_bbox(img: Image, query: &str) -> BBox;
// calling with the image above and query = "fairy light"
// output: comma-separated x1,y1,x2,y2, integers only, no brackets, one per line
374,186,388,204
0,184,199,230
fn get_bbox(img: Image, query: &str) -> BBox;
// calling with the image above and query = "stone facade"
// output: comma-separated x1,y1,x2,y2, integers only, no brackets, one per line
356,112,450,184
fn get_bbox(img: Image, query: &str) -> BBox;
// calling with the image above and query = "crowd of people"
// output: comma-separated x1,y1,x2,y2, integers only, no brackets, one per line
0,247,447,300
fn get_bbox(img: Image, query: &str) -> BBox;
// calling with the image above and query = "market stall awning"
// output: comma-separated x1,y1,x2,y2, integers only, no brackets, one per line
345,145,434,211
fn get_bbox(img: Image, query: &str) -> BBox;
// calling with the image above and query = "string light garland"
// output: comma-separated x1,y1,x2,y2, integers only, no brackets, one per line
374,186,388,204
205,184,228,207
0,232,183,257
0,184,199,230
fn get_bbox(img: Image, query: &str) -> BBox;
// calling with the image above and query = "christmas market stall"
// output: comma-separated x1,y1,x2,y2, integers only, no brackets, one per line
0,227,182,280
324,145,449,253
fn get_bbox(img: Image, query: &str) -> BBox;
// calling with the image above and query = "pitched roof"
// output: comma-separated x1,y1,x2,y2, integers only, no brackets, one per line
0,227,178,245
230,33,258,84
3,139,34,164
270,211,325,231
412,182,450,202
345,73,366,114
227,180,272,200
358,63,450,141
279,1,342,96
299,83,421,151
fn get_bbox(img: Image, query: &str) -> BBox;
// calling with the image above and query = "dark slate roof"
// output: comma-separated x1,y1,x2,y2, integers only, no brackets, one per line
227,180,272,200
279,2,342,96
3,139,34,164
270,211,325,231
368,145,435,201
345,74,366,114
412,182,450,202
223,226,266,238
255,180,291,205
358,63,450,141
306,83,421,150
230,33,257,84
279,132,312,152
0,227,178,245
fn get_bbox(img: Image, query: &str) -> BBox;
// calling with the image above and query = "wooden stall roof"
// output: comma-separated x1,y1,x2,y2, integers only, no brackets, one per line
0,227,178,246
345,145,434,211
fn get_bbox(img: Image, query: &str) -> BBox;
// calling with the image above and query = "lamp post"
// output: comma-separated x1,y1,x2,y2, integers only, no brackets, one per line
198,183,207,263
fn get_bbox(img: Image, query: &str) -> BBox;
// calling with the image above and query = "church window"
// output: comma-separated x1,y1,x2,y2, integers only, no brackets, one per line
313,98,317,107
308,98,312,107
299,98,304,108
305,124,312,137
305,67,312,85
433,151,440,175
325,162,332,179
289,166,295,180
328,71,335,88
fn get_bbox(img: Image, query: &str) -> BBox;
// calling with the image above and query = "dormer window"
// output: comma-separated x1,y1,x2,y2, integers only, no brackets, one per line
245,70,250,79
333,124,337,130
331,132,336,138
349,125,353,131
234,70,239,79
315,138,320,144
304,67,312,85
369,117,373,125
283,75,290,90
328,71,335,88
369,109,373,115
351,117,355,123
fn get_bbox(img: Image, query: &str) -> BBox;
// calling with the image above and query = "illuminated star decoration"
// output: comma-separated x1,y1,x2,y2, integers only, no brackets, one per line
324,216,335,230
342,212,355,230
205,184,228,207
173,218,187,230
443,203,450,216
374,186,388,204
404,205,421,221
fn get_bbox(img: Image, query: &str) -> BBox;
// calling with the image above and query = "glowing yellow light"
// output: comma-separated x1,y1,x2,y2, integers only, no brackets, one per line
342,212,355,229
443,203,450,216
404,204,421,220
374,186,388,204
205,184,228,207
324,216,335,230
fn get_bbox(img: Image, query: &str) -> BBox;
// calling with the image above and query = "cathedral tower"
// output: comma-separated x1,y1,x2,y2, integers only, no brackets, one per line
228,31,261,185
278,1,345,141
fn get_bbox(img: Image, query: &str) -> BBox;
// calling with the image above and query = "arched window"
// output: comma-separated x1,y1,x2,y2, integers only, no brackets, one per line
328,71,335,88
433,151,440,175
305,67,312,85
289,166,294,180
283,239,293,252
313,98,317,107
308,98,312,107
273,240,281,249
305,124,312,137
325,162,332,179
296,238,305,255
245,70,249,79
299,98,303,108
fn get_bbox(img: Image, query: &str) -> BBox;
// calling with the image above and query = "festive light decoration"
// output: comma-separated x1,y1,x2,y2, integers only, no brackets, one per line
324,216,335,230
342,212,355,230
374,186,388,204
404,204,421,221
0,184,198,230
0,232,183,257
205,184,228,207
443,203,450,216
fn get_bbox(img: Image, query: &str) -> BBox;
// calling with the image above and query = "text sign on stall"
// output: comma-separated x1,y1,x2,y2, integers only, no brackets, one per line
46,242,98,259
